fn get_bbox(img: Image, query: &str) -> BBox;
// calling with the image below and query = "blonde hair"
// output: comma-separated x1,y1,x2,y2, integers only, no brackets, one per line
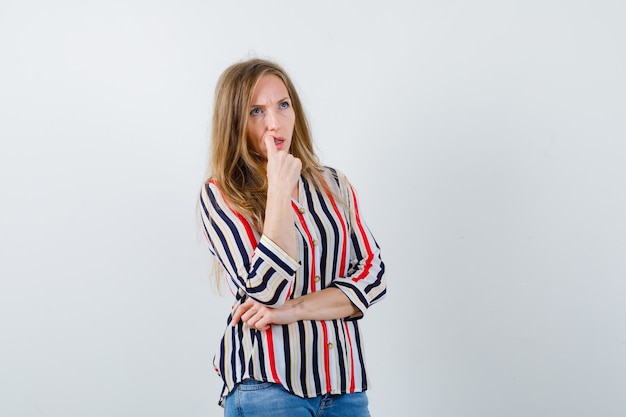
205,58,327,228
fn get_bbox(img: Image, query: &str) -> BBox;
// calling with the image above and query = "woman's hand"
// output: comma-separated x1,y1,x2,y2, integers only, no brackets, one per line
264,135,301,197
231,297,296,331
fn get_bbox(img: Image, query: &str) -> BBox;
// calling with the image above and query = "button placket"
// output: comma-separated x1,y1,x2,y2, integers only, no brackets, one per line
297,201,322,291
310,230,321,289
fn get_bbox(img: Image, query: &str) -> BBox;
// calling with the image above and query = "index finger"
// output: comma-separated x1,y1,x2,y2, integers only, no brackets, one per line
264,135,278,159
231,298,254,326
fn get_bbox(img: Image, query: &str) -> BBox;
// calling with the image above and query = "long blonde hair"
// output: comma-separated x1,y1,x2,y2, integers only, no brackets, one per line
205,58,327,228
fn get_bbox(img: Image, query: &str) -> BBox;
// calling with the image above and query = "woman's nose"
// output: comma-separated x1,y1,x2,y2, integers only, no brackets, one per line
265,110,279,130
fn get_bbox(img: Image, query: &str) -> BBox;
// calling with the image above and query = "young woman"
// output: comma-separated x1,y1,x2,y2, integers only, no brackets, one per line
199,58,386,417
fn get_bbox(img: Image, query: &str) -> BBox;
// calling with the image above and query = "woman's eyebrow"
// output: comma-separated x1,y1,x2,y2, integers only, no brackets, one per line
250,97,291,107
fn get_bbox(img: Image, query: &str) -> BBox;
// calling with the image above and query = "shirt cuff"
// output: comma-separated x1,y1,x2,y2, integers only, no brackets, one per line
257,235,301,277
330,280,369,320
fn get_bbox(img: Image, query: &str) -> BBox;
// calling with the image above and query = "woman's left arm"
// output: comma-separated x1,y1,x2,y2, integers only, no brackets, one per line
329,174,386,317
231,287,357,331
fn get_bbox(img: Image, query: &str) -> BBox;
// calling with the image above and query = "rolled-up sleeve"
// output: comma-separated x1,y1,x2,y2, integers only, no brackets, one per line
199,181,299,306
330,175,386,318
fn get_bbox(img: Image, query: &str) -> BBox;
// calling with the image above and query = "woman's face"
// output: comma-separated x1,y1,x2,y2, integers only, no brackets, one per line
246,74,295,159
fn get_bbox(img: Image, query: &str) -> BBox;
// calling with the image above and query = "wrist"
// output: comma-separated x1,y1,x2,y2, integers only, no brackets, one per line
284,298,304,322
267,182,293,197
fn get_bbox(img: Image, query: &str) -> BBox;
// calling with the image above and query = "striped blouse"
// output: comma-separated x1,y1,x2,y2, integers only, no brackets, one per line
199,167,386,405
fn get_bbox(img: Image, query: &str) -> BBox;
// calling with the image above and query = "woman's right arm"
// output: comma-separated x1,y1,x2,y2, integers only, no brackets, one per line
259,135,301,260
199,180,299,307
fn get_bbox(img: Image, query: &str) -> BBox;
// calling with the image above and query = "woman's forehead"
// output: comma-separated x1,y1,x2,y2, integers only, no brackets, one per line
251,74,289,100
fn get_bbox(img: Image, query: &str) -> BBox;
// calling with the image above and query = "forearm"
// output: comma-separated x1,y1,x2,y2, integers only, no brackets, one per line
233,287,361,330
286,287,360,321
263,190,296,259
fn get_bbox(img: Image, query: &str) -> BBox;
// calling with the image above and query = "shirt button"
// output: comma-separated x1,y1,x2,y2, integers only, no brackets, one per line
314,275,321,282
298,207,305,214
312,240,318,246
327,342,334,350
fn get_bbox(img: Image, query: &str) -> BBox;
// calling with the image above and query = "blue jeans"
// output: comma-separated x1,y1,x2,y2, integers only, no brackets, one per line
224,379,371,417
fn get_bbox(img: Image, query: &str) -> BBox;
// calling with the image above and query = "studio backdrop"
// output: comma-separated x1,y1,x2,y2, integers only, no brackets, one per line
1,1,625,416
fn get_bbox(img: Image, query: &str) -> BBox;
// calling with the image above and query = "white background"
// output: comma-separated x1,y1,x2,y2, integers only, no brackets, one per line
1,1,625,416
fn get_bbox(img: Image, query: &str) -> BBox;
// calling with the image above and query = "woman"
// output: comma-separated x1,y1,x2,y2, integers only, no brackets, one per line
199,58,386,417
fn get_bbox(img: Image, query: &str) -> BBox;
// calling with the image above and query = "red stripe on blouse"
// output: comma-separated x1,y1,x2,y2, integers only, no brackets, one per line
265,328,281,384
349,185,373,282
320,320,332,391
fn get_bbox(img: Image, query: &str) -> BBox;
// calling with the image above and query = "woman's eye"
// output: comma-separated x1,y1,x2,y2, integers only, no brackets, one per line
250,108,262,116
279,101,290,109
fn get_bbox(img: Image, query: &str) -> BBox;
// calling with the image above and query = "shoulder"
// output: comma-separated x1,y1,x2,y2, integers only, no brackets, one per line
200,179,227,210
200,179,217,198
316,166,355,208
204,178,219,189
319,166,350,189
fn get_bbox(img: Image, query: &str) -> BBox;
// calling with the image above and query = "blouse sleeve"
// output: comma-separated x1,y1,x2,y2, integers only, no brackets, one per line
329,172,387,318
199,181,300,307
